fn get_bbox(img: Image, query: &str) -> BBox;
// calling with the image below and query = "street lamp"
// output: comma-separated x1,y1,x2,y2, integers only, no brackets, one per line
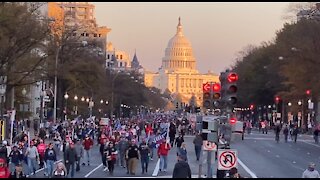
21,88,27,123
81,97,85,102
288,102,292,106
0,88,5,122
74,95,78,115
86,98,90,103
298,100,302,106
100,99,104,104
64,92,69,121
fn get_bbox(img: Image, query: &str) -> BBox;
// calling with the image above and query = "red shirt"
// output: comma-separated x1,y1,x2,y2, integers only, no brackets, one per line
157,143,171,156
145,126,153,136
83,138,94,150
37,143,46,156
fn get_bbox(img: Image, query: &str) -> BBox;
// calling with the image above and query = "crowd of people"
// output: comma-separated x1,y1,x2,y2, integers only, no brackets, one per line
0,112,196,178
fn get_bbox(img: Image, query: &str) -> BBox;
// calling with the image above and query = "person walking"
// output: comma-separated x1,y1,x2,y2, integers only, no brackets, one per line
118,137,129,168
228,167,242,178
82,134,94,166
158,140,171,172
100,138,108,171
139,139,150,174
44,143,57,178
10,162,26,178
177,143,188,162
104,142,117,175
275,124,281,143
283,125,289,143
172,154,191,178
126,139,140,175
74,139,84,172
64,142,78,178
293,125,299,143
302,162,320,178
37,139,46,169
169,123,176,147
193,133,202,161
9,145,23,172
25,141,39,176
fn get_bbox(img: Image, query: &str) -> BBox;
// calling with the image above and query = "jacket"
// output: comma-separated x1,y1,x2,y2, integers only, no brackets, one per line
193,135,202,147
44,148,57,161
64,148,78,163
82,138,94,150
172,160,191,178
74,143,84,158
158,143,171,156
118,140,129,153
175,137,184,148
9,150,23,164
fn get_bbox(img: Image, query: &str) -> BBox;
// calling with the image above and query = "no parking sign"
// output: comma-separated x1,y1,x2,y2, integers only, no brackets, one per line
218,149,238,170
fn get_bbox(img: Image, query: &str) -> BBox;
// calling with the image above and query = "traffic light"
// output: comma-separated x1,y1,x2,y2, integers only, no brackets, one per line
220,71,238,108
212,83,221,108
306,89,311,96
250,104,254,110
203,82,211,109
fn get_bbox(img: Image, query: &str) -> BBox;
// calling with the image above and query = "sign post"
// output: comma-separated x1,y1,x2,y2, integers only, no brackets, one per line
218,149,238,170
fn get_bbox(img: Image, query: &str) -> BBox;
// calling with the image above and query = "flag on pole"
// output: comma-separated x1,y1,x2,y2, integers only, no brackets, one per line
152,131,167,148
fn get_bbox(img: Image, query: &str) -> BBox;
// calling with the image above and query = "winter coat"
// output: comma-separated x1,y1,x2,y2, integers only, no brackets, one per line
172,160,191,178
44,148,57,161
193,135,202,147
64,148,78,164
83,138,94,150
158,143,170,156
175,137,184,148
9,150,23,165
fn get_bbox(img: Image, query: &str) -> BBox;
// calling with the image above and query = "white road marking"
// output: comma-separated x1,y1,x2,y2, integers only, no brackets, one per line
267,150,270,153
275,155,280,158
238,158,258,178
301,141,320,148
84,163,103,178
26,159,62,177
293,161,296,164
307,152,310,155
152,159,160,177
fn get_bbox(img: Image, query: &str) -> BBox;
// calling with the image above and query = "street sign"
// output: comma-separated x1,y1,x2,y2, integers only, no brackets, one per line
308,102,314,110
218,149,238,170
203,82,211,92
203,140,217,151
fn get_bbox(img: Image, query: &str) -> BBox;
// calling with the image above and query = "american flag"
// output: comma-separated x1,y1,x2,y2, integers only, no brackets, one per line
152,131,167,148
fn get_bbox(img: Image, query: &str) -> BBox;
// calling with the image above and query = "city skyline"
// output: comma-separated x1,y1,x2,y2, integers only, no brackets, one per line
93,2,289,74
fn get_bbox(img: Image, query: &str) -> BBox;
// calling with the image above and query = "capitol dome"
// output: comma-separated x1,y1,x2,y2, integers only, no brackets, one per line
161,17,197,72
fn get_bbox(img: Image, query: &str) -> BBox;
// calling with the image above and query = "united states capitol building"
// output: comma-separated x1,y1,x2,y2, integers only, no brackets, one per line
144,18,219,106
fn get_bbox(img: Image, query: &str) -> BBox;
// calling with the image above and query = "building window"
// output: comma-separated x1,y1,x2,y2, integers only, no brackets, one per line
120,55,123,59
107,54,110,59
81,33,84,36
85,33,89,37
120,62,122,67
94,33,97,37
99,34,101,37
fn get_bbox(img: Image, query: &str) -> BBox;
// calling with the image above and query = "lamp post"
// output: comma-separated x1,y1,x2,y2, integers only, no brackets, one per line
0,88,5,122
64,92,69,121
74,95,78,115
298,100,303,128
21,88,27,144
39,89,45,128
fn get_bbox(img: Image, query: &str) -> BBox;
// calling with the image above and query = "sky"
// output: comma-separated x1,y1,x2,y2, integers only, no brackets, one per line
92,2,290,74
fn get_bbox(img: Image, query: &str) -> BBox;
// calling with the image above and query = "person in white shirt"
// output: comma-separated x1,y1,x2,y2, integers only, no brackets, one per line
302,162,320,178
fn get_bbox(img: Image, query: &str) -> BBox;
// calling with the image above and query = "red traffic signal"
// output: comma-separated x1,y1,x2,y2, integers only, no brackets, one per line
306,89,311,95
275,96,280,104
229,117,237,125
250,104,254,110
203,83,211,92
212,83,221,92
227,73,238,83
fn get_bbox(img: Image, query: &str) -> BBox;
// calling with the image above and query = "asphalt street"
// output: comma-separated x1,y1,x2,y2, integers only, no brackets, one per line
20,129,319,178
